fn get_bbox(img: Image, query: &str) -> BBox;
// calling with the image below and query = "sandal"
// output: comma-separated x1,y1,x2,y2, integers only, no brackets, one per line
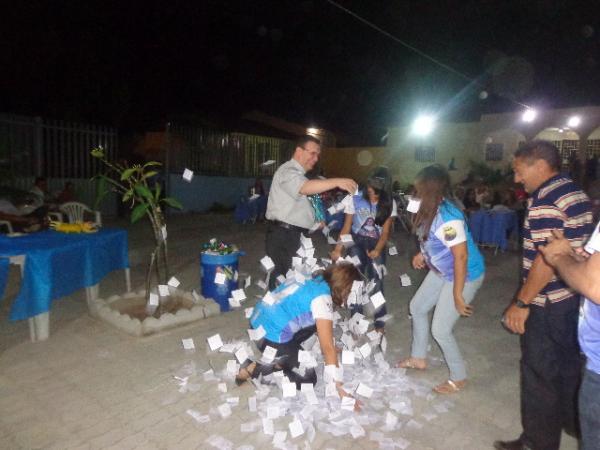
395,358,427,370
433,379,466,394
235,361,256,386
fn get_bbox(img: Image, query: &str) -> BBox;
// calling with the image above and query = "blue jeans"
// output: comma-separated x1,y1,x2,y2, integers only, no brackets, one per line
409,270,484,381
580,368,600,450
348,233,387,329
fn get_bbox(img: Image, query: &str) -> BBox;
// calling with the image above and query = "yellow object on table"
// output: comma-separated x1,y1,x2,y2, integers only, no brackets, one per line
49,221,98,233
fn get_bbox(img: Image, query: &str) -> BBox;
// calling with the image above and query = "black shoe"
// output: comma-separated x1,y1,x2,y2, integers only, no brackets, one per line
493,439,532,450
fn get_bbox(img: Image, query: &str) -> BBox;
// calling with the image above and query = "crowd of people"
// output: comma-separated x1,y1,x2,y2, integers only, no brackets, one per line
236,135,599,450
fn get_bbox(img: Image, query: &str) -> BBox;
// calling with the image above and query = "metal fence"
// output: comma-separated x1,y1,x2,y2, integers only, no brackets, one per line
0,113,117,179
169,124,295,178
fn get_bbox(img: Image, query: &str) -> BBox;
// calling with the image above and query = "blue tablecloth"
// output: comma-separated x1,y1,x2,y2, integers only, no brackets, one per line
0,257,9,300
0,228,129,321
469,210,519,251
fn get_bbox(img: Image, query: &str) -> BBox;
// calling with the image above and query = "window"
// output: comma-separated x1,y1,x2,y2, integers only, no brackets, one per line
485,143,504,161
414,145,435,162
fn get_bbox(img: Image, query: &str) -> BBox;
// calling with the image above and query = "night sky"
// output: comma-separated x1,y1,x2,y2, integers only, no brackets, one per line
3,0,600,143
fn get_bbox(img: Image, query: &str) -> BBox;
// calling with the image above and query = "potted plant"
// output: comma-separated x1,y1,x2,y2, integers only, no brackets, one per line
87,146,219,335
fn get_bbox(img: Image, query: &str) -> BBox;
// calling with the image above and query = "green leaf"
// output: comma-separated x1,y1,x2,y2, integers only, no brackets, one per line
142,170,158,180
93,176,109,209
143,161,162,168
130,203,149,223
91,147,105,159
162,197,183,209
120,167,137,181
122,189,133,203
154,182,162,201
134,184,154,202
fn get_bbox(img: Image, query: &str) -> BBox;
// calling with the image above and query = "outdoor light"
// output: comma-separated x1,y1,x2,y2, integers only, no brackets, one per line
412,115,435,136
306,127,320,135
567,116,581,127
522,109,537,123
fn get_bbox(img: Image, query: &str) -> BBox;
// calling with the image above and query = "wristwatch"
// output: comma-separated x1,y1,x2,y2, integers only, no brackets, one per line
515,299,530,309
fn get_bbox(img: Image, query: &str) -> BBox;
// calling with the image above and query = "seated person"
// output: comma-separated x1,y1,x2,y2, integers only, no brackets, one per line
57,182,75,204
463,188,480,212
236,263,361,399
490,190,515,212
0,198,47,233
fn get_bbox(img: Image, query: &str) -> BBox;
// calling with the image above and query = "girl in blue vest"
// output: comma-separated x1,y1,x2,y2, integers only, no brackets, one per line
397,164,485,394
236,263,362,396
330,168,395,331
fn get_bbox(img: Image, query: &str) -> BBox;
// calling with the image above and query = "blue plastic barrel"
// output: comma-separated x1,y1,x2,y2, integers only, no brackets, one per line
200,252,241,312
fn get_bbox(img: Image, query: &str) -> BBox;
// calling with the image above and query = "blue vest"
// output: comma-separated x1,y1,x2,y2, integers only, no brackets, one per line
250,277,331,343
420,200,485,282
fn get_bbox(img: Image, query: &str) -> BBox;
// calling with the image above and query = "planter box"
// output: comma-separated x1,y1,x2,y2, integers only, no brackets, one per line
87,288,221,336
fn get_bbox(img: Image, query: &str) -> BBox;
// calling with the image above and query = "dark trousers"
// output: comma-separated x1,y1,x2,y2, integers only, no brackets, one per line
253,326,317,389
265,224,302,290
348,234,388,329
519,300,582,450
579,368,600,450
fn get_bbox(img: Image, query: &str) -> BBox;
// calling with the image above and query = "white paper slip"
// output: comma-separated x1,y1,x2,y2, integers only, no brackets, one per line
228,297,241,308
248,396,257,412
167,276,181,288
356,382,374,398
235,347,249,364
273,431,287,445
262,418,275,435
207,334,224,351
351,280,364,293
158,284,170,297
339,234,353,243
359,342,372,358
276,274,286,285
186,409,210,423
327,236,337,245
300,234,314,249
325,382,339,398
400,273,412,287
256,279,267,290
341,396,356,411
181,338,195,350
218,403,232,418
294,271,306,284
291,256,302,268
309,222,321,233
267,406,280,419
231,288,246,302
300,383,315,394
327,205,337,215
381,335,388,353
289,418,304,438
305,257,317,267
385,411,398,427
262,291,276,305
260,255,275,271
281,381,297,398
226,360,238,374
350,255,361,267
182,168,194,182
245,276,251,288
388,246,398,256
219,343,236,353
322,225,330,236
296,246,306,258
370,291,386,310
342,350,355,365
407,197,421,213
244,307,254,319
214,272,226,285
148,292,159,306
218,382,227,393
248,325,266,341
261,159,276,166
367,330,381,342
262,345,277,363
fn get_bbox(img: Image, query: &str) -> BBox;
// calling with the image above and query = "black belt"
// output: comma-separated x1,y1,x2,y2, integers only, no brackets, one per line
268,220,308,233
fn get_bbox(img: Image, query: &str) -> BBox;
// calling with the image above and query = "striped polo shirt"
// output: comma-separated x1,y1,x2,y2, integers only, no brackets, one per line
522,174,593,306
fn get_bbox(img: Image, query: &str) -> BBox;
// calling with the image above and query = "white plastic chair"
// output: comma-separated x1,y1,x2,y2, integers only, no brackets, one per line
59,202,102,227
0,220,14,234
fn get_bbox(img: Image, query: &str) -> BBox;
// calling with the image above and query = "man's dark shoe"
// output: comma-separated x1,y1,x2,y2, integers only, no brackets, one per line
493,439,532,450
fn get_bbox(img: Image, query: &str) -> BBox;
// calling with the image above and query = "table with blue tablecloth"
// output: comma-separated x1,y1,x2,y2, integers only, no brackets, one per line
469,209,519,252
0,228,129,340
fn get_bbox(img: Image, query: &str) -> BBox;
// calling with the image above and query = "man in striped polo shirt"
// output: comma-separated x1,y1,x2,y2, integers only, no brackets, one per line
495,140,593,450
